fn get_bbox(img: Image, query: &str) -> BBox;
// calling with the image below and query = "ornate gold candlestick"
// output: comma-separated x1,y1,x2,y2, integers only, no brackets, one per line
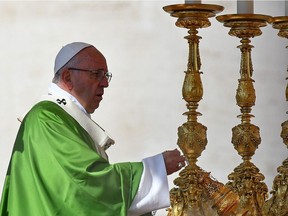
262,16,288,216
163,3,224,215
216,14,272,215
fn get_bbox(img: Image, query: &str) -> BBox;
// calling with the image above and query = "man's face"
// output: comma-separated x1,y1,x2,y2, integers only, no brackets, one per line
69,47,109,114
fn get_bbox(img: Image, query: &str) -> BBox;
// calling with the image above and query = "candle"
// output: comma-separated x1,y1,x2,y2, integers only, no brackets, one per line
285,0,288,16
185,0,201,3
237,0,254,14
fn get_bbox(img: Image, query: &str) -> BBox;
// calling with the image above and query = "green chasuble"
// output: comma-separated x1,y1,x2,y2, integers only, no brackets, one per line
0,101,143,216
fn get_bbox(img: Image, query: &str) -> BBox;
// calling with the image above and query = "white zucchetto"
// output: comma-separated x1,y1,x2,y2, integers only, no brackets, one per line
54,42,92,74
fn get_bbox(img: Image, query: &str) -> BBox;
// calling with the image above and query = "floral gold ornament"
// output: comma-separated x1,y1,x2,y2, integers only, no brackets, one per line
163,1,288,215
163,3,224,215
262,15,288,216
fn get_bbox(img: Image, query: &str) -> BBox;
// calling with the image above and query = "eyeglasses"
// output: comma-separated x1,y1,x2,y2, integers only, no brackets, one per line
68,67,112,83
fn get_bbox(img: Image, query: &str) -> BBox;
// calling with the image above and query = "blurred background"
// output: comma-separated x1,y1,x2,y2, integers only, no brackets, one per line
0,1,287,215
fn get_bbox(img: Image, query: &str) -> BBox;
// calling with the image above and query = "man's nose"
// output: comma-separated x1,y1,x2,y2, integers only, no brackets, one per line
100,77,109,87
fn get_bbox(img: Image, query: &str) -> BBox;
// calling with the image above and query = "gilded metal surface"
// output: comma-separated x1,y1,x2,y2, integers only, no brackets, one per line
168,168,246,216
263,120,288,216
236,37,256,110
167,165,218,216
231,124,260,159
163,4,223,215
197,171,249,216
163,4,224,18
271,17,288,39
216,14,270,215
216,14,271,39
177,122,207,163
262,20,288,215
163,4,288,215
176,17,211,30
263,157,288,216
226,161,268,215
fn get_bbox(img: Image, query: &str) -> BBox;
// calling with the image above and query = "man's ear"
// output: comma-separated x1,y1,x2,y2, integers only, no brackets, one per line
61,69,73,90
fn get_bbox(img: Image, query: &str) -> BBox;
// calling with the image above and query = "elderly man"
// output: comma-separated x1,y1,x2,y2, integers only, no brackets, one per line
0,42,185,216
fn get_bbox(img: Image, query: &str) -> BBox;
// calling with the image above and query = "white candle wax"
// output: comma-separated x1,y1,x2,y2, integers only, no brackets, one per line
237,0,254,14
185,0,201,3
285,0,288,16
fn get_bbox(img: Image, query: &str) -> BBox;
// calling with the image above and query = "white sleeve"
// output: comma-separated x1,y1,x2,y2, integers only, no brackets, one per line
127,153,170,216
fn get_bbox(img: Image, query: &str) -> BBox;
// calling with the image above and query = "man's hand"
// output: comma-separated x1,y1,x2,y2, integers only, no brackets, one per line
162,149,186,175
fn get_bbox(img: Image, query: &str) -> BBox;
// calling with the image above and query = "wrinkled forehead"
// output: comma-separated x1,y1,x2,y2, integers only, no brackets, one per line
73,46,108,69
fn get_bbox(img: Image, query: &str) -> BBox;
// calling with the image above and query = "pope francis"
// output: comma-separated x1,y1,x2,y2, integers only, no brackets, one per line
0,42,186,216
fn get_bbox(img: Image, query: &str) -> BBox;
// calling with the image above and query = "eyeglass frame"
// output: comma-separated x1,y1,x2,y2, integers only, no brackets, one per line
68,67,112,83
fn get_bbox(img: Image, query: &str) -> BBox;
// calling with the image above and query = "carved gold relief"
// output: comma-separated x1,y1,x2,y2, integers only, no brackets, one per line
177,122,207,163
216,14,271,215
231,124,260,159
163,4,288,216
197,171,248,216
168,165,218,216
262,17,288,215
271,17,288,39
163,4,224,215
